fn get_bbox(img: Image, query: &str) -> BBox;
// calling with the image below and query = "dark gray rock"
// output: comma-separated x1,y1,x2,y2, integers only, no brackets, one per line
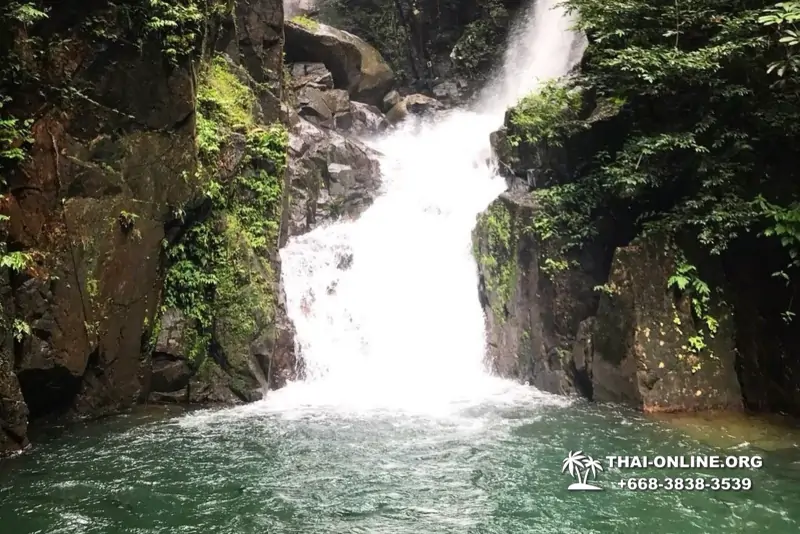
297,86,334,124
431,78,471,105
324,89,351,115
290,62,334,90
150,355,194,393
285,20,395,107
287,117,382,235
154,309,190,358
347,102,389,136
473,192,607,396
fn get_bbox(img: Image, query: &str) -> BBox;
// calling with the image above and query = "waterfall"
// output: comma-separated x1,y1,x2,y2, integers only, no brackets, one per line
272,0,584,413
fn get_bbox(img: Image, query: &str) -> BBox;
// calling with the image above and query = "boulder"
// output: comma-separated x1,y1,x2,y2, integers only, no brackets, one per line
382,90,401,112
385,94,444,124
297,85,334,124
323,89,352,115
586,236,743,412
339,102,389,136
285,20,395,107
150,355,194,394
290,62,334,91
149,309,194,393
287,117,382,236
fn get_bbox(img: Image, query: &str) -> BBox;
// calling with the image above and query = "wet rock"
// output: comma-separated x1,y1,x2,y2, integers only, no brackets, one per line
0,0,291,449
285,20,395,106
431,79,471,106
150,355,194,394
287,117,382,235
290,62,334,90
288,60,389,137
334,112,354,131
588,236,742,412
324,89,351,115
347,102,389,136
337,252,354,270
0,274,29,457
473,192,607,396
382,90,401,112
149,309,195,394
281,101,302,128
385,94,444,124
248,277,299,391
493,93,626,189
297,86,334,124
154,309,190,358
327,163,357,195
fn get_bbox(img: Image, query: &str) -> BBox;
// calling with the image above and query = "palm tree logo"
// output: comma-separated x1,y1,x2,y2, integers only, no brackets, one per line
561,451,604,491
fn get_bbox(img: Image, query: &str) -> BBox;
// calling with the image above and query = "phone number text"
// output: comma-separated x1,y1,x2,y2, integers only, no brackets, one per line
618,477,752,491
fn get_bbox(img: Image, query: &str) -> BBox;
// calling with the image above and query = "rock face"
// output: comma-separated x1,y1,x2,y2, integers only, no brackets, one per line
583,237,743,412
0,274,28,455
286,118,382,235
475,197,743,411
0,0,290,458
5,25,198,424
473,193,608,395
285,20,395,106
722,237,800,415
314,0,519,89
491,94,626,190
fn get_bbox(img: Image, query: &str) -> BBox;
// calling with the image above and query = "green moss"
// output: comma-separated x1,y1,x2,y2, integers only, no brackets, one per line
162,76,288,365
476,201,518,320
291,15,320,30
196,56,257,160
211,214,275,361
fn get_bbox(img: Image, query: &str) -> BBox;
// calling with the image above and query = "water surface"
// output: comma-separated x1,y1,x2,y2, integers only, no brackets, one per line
2,393,799,534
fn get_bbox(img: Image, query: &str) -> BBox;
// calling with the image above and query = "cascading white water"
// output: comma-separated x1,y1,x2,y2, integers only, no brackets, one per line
271,0,584,413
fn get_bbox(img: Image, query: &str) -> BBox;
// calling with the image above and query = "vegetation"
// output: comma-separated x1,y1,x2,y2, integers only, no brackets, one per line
475,201,518,320
196,55,257,160
290,15,320,30
508,83,586,148
449,0,510,78
504,0,800,338
163,55,287,363
316,0,512,82
0,4,41,342
666,255,718,356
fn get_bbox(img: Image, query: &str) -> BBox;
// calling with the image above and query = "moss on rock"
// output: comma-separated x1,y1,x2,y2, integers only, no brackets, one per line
159,53,289,403
475,200,518,320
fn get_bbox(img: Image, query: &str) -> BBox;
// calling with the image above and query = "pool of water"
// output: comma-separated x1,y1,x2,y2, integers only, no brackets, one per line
2,390,800,534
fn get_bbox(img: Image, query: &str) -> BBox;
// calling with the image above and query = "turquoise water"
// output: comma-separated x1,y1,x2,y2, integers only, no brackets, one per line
1,395,800,534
